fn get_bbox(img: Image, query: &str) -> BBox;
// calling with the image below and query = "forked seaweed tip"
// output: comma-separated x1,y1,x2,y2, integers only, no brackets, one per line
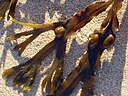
3,68,15,78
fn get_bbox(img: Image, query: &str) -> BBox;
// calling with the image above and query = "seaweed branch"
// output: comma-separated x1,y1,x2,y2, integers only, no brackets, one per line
0,0,18,20
2,0,125,96
50,0,123,96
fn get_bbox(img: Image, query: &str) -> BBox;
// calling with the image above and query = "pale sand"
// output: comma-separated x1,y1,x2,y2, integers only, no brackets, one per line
0,0,128,96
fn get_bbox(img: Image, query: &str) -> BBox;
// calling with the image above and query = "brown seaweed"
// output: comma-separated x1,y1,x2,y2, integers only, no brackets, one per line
50,0,122,96
2,0,124,96
0,0,18,20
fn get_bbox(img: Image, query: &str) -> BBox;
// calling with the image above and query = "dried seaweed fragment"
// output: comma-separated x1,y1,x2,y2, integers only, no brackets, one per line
0,0,18,20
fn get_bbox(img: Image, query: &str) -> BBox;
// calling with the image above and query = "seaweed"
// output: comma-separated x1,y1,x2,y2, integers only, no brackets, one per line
0,0,18,20
2,0,125,96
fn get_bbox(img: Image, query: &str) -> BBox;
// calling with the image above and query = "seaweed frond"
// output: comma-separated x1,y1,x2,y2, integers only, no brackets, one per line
3,38,58,90
42,36,66,94
50,0,123,96
3,0,113,93
80,76,96,96
0,0,18,20
3,0,124,96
